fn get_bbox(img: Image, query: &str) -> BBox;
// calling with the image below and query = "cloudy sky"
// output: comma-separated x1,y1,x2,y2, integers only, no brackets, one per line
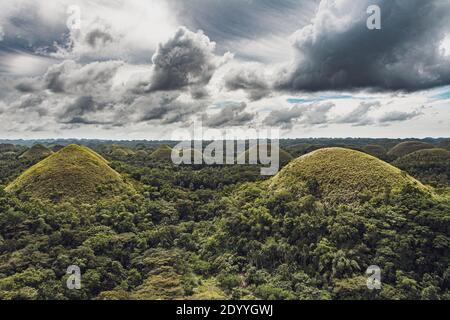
0,0,449,140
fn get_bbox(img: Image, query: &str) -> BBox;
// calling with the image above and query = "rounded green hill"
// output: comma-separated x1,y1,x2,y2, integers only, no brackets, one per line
19,144,53,160
110,144,136,157
270,148,428,203
149,145,173,161
6,144,134,204
387,141,435,158
361,144,387,159
286,143,325,157
237,145,293,166
393,148,450,185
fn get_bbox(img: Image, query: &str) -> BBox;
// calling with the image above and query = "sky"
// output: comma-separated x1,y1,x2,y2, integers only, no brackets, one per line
0,0,449,140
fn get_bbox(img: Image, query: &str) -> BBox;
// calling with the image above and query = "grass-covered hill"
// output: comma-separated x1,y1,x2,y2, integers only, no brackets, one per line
50,144,65,152
393,148,450,186
6,144,134,204
0,142,448,300
285,143,326,157
217,149,449,300
149,145,173,161
237,144,293,166
110,144,136,157
360,144,387,160
387,141,436,159
0,144,19,153
270,148,427,203
439,140,450,150
19,144,53,160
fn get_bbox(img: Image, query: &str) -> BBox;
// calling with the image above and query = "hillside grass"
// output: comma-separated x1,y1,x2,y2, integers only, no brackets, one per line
237,144,293,166
387,141,435,158
19,144,53,160
149,145,173,161
6,144,134,204
393,148,450,186
270,147,429,203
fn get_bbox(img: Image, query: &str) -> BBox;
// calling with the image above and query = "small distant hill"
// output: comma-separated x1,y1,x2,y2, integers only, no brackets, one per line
0,144,17,153
439,140,450,150
110,144,136,157
0,144,26,157
135,150,149,158
393,148,450,186
387,141,435,159
237,145,293,166
19,144,53,160
270,148,427,203
285,143,326,157
149,145,173,161
6,144,134,204
50,144,65,152
360,144,387,160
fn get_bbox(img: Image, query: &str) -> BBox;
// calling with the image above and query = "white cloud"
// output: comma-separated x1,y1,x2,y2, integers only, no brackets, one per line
1,0,178,62
0,51,57,77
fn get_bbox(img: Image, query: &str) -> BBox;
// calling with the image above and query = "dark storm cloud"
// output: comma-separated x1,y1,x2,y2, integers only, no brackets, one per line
264,107,304,129
10,93,48,117
60,117,110,125
0,2,67,52
148,27,218,94
224,69,271,101
276,0,450,92
43,60,122,94
15,94,45,110
57,96,107,124
203,102,255,128
137,93,207,125
85,29,114,48
14,79,39,93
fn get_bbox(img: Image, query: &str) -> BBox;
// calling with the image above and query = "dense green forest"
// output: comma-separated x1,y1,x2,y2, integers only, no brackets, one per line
0,139,449,300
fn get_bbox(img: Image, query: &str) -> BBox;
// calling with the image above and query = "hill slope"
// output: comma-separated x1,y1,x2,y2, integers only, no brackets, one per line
237,145,293,166
19,144,53,160
270,148,427,203
393,148,450,186
149,145,173,161
387,141,435,158
361,144,387,159
6,144,134,203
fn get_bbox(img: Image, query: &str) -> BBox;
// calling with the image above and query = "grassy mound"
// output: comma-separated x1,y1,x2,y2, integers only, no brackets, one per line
439,140,450,150
270,148,427,203
393,148,450,186
50,145,65,152
6,144,134,204
387,141,435,158
149,145,173,161
19,144,53,160
286,143,323,156
110,144,136,157
237,145,293,166
361,144,387,159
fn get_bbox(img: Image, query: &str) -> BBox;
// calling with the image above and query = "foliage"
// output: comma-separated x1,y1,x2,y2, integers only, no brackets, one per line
0,142,448,300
